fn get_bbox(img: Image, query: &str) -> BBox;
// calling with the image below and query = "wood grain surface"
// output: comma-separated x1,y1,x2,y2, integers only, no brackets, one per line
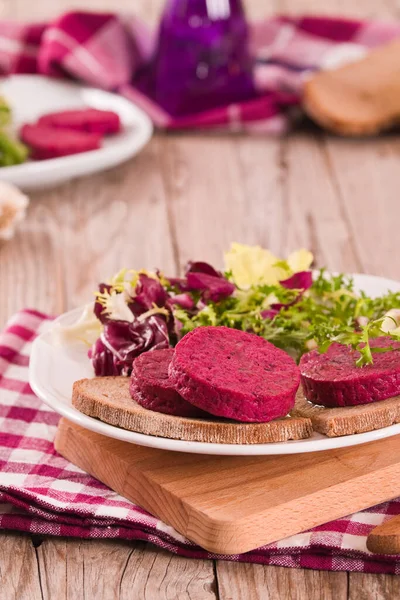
1,0,400,598
55,419,400,555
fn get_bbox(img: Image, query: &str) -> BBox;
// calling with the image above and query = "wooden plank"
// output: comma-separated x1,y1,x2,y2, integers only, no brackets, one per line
284,133,362,272
0,139,176,326
162,131,363,275
349,573,400,600
323,136,400,280
216,562,348,600
118,543,217,600
279,0,396,17
161,134,284,269
0,195,65,324
1,0,163,21
2,0,277,26
52,140,177,308
0,532,43,600
34,538,69,600
36,538,141,600
34,537,217,600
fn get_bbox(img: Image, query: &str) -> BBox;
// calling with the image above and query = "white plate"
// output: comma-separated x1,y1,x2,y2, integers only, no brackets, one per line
29,273,400,455
0,75,153,189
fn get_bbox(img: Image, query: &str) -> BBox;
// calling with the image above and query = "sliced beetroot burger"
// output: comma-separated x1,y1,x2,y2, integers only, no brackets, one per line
21,124,102,160
300,337,400,408
169,326,300,423
38,109,121,135
130,348,208,418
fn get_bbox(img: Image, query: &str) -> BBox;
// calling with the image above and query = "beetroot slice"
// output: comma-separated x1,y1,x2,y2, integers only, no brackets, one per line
169,326,300,423
38,109,121,135
300,337,400,408
21,124,102,160
130,348,208,418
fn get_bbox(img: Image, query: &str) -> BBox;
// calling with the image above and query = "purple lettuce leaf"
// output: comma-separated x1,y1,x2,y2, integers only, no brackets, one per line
261,308,279,320
261,272,312,320
134,273,169,310
167,276,188,290
186,272,235,303
94,274,171,326
167,262,222,291
268,297,303,314
280,271,313,290
168,293,195,310
94,283,112,323
89,314,170,376
88,338,120,376
186,261,222,278
166,261,234,303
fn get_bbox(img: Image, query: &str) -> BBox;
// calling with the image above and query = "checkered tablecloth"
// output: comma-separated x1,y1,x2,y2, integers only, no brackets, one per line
0,309,400,573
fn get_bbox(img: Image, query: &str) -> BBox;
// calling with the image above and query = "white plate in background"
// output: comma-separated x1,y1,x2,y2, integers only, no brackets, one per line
0,75,153,189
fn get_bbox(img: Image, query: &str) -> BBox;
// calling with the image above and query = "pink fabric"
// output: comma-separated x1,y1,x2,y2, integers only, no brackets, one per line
1,310,400,572
0,12,399,133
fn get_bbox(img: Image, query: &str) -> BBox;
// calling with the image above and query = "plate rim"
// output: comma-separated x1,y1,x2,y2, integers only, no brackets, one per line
29,272,400,455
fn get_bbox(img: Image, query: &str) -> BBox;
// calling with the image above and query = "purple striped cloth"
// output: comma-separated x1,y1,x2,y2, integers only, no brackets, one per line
1,309,400,573
0,12,399,132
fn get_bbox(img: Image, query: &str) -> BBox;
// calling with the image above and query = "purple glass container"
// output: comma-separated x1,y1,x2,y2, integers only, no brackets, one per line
150,0,254,116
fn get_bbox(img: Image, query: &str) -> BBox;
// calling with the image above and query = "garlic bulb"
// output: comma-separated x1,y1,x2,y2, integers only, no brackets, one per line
0,181,29,241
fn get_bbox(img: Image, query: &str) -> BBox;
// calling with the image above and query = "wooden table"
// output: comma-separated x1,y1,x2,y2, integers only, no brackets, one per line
1,0,400,598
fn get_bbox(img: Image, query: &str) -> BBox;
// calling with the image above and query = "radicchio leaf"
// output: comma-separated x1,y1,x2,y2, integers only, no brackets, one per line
261,309,279,320
186,261,222,278
269,297,303,314
166,276,188,290
173,315,184,339
88,338,119,376
134,274,169,310
167,261,233,302
280,271,313,291
186,272,235,303
168,293,195,310
94,283,112,323
89,314,170,376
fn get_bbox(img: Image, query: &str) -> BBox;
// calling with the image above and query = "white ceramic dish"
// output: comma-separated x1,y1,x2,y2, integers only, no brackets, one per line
29,273,400,456
0,75,153,189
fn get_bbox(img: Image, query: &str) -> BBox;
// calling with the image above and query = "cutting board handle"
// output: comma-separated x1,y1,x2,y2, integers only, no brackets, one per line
367,515,400,554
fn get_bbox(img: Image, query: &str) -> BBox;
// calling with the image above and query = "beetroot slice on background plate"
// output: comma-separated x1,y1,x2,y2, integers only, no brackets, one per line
169,326,300,423
21,124,102,160
300,337,400,407
130,348,208,418
38,109,121,135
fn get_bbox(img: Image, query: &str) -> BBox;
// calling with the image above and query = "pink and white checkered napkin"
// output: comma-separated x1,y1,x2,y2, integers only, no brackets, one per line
0,12,400,133
1,309,400,573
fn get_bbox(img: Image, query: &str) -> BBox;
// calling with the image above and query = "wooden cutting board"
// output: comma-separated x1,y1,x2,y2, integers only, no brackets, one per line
55,418,400,555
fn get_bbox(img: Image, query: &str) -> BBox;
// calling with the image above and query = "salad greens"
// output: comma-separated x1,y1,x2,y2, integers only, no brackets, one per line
0,96,28,167
174,269,400,365
58,244,400,376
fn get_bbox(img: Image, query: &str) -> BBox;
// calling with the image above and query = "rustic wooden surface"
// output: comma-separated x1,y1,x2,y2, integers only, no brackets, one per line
1,0,400,598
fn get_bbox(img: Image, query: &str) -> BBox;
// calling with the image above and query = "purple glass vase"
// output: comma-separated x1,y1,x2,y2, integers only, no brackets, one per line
149,0,254,116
